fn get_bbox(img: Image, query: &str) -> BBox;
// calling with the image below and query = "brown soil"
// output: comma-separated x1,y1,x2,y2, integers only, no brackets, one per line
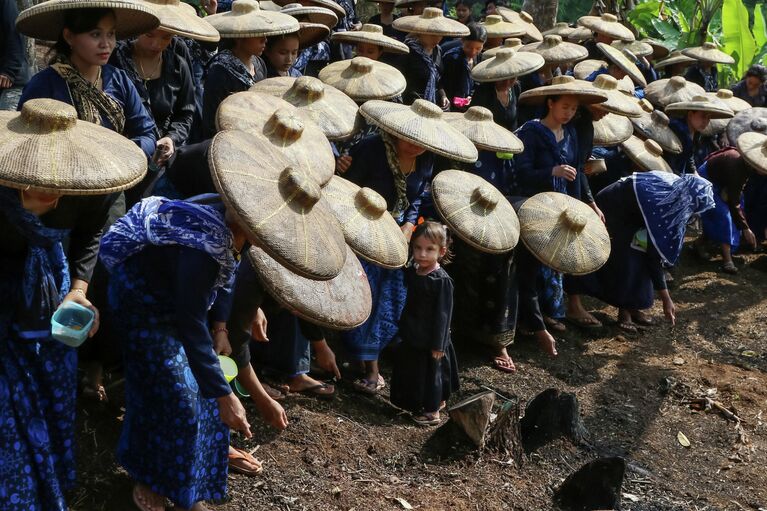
70,246,767,511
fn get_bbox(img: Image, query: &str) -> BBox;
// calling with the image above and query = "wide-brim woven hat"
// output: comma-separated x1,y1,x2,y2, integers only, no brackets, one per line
630,102,683,154
727,107,767,144
610,39,653,58
206,0,298,37
597,42,647,87
296,21,330,48
567,26,593,43
209,129,346,280
621,134,672,172
737,131,767,175
432,169,520,254
249,76,357,140
139,0,219,41
542,22,574,38
641,38,670,59
443,106,523,153
518,192,611,275
330,23,409,53
16,0,160,41
321,175,409,268
481,14,526,39
318,56,406,101
482,37,522,58
393,7,470,37
248,244,371,329
394,0,423,6
644,76,706,108
520,34,588,65
273,0,345,18
471,47,544,82
260,0,282,11
654,50,697,69
279,2,337,28
665,95,734,120
496,8,542,42
518,75,608,105
682,42,735,65
360,99,477,162
592,112,633,147
576,13,634,42
702,89,752,137
585,74,643,117
216,91,335,185
573,59,606,80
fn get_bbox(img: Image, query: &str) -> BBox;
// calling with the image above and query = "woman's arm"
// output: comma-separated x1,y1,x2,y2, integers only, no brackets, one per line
119,73,158,158
164,58,196,148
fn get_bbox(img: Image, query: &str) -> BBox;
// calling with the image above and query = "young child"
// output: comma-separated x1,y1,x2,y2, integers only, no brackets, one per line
441,23,487,110
390,221,460,426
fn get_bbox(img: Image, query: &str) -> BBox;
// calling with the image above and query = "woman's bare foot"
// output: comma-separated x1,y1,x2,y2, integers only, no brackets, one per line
287,374,335,397
491,347,516,373
617,308,638,333
535,330,558,357
629,309,655,326
132,483,165,511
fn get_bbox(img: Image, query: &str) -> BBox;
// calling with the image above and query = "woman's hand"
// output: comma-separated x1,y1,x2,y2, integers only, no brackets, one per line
552,164,577,181
217,392,252,438
61,288,100,337
256,397,289,431
153,137,175,166
589,202,606,223
211,322,232,356
336,155,352,173
312,339,341,380
431,350,445,360
742,228,757,248
659,290,676,326
401,222,415,242
251,308,269,342
203,0,217,14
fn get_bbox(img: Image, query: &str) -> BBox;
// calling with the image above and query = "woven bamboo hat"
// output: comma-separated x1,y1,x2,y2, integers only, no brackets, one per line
443,106,523,153
610,39,653,58
617,75,634,94
641,38,670,59
654,50,697,69
520,35,588,65
573,59,606,80
260,1,282,11
585,74,643,117
597,42,647,87
702,89,752,137
393,7,470,37
250,76,357,141
359,99,478,162
567,26,592,43
592,112,633,147
665,95,734,120
542,22,574,38
206,0,298,37
138,0,219,41
471,48,545,82
16,0,160,41
621,135,672,172
330,23,409,53
496,8,542,42
630,102,683,154
296,21,330,48
644,76,706,108
248,244,371,329
432,169,520,254
321,175,409,268
318,56,406,101
737,131,767,175
209,129,346,280
273,0,345,18
682,42,735,65
482,37,522,57
518,75,608,105
517,192,611,275
727,107,767,145
0,99,146,194
576,13,634,42
216,91,335,185
481,14,526,39
279,2,337,27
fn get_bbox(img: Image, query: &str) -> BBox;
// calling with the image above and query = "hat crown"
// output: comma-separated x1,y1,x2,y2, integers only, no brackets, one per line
267,108,305,141
360,23,383,34
645,139,663,156
601,13,618,22
554,22,569,28
520,11,533,23
279,167,321,207
421,7,443,19
465,106,493,122
355,187,387,216
494,47,515,61
551,75,575,85
752,118,767,132
691,94,708,102
20,98,77,133
350,56,374,73
669,76,687,89
472,185,499,210
504,38,521,47
593,74,618,90
283,2,302,8
703,42,717,50
542,34,562,47
145,0,181,7
293,76,326,101
411,99,443,119
639,98,653,113
232,0,261,14
485,15,503,25
716,89,733,99
650,109,669,126
560,208,586,232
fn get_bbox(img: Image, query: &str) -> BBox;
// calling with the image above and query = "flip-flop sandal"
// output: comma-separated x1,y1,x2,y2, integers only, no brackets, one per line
412,414,440,426
491,356,516,373
544,317,567,333
292,382,335,400
132,484,164,511
565,315,603,329
352,378,383,395
617,321,638,333
630,313,655,326
261,383,287,400
228,447,263,476
721,262,738,274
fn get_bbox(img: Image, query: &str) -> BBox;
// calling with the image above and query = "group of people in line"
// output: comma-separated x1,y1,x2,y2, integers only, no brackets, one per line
2,0,767,509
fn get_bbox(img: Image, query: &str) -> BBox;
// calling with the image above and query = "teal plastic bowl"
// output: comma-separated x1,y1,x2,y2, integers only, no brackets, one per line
51,302,94,347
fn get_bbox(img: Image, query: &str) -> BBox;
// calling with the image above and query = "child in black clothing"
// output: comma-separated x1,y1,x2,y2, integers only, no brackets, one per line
441,23,487,110
390,221,459,426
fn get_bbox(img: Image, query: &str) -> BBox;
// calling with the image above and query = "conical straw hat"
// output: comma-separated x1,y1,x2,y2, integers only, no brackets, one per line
573,59,606,80
279,3,337,27
665,95,734,120
727,107,767,145
296,21,330,49
644,76,706,108
542,22,574,38
318,56,406,101
566,26,592,43
209,129,346,280
481,14,526,39
597,42,647,87
432,169,520,254
137,0,219,41
260,0,282,11
0,99,146,194
617,75,634,94
496,8,542,42
216,91,335,185
321,175,408,268
16,0,160,41
682,42,735,65
482,38,522,58
630,102,683,154
250,76,357,141
471,47,545,82
641,38,670,59
737,131,767,175
576,13,634,42
247,244,371,329
359,99,478,162
518,192,611,275
206,0,298,37
520,34,588,65
518,75,608,105
610,39,653,57
330,23,409,53
273,0,345,18
620,135,672,172
592,112,633,147
443,106,523,153
702,89,751,137
585,74,643,117
393,7,470,37
654,50,697,69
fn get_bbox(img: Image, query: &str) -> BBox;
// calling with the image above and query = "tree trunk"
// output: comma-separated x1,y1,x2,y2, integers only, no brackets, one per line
484,398,524,467
520,0,558,32
447,391,496,449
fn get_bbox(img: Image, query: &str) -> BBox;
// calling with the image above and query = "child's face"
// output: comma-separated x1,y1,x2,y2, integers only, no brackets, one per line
412,235,445,268
356,42,385,60
462,40,484,60
264,36,299,74
456,4,471,21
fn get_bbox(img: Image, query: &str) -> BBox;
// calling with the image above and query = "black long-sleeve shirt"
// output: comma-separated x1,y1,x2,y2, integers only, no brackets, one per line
0,0,27,85
398,266,453,352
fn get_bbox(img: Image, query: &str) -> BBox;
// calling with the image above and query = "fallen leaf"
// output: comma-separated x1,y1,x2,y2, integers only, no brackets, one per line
741,350,757,358
393,497,413,509
623,493,640,502
677,431,691,448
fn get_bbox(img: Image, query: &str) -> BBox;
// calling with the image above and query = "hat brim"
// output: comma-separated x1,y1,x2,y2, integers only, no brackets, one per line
737,131,767,175
726,107,767,144
520,41,589,65
665,101,734,120
444,111,524,153
576,15,635,41
621,135,672,172
297,22,330,48
518,86,608,105
681,46,735,65
145,2,220,42
392,14,470,37
597,42,647,87
471,51,545,82
630,114,683,154
280,5,337,28
330,30,410,53
206,7,300,37
592,113,633,147
317,58,407,101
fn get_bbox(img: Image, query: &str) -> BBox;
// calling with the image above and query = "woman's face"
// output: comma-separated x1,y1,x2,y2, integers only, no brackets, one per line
688,110,712,132
237,36,267,57
134,29,174,56
395,137,427,159
456,4,471,22
264,36,299,74
356,42,385,60
462,40,484,60
20,189,63,211
485,2,497,16
547,95,580,125
746,75,763,90
493,77,515,90
64,13,117,66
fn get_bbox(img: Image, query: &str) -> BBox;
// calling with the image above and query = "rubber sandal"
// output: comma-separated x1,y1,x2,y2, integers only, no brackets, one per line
617,321,638,333
721,262,738,274
228,447,263,476
565,315,603,329
352,378,383,395
630,312,655,326
132,484,164,511
412,413,440,426
491,356,516,373
261,383,287,400
544,317,567,333
293,382,335,400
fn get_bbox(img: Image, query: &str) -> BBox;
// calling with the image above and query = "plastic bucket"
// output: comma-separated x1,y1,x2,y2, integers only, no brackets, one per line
51,302,94,348
218,355,238,383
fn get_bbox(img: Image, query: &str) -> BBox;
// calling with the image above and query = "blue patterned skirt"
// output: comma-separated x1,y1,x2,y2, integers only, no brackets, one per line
108,258,229,508
537,266,565,320
0,265,76,511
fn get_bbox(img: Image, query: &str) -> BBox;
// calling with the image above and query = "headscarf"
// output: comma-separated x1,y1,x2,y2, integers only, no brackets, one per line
631,171,715,265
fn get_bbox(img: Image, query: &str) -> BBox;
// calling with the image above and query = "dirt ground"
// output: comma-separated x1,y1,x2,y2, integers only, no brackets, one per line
69,243,767,511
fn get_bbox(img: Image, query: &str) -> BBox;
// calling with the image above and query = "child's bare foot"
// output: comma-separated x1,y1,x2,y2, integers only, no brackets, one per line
535,330,558,357
132,483,165,511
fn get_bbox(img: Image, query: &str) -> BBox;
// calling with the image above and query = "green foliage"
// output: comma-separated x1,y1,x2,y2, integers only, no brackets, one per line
556,0,591,23
754,3,767,48
722,0,757,76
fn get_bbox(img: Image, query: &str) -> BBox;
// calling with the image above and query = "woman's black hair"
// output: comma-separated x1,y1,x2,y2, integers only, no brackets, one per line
465,23,487,43
746,64,767,82
51,8,115,60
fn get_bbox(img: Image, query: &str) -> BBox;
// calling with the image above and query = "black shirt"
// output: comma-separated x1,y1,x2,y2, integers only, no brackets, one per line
398,266,453,351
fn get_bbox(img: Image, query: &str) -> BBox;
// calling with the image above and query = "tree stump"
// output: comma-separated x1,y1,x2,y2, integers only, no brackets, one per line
447,390,495,449
554,457,626,511
520,388,589,453
484,398,524,467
